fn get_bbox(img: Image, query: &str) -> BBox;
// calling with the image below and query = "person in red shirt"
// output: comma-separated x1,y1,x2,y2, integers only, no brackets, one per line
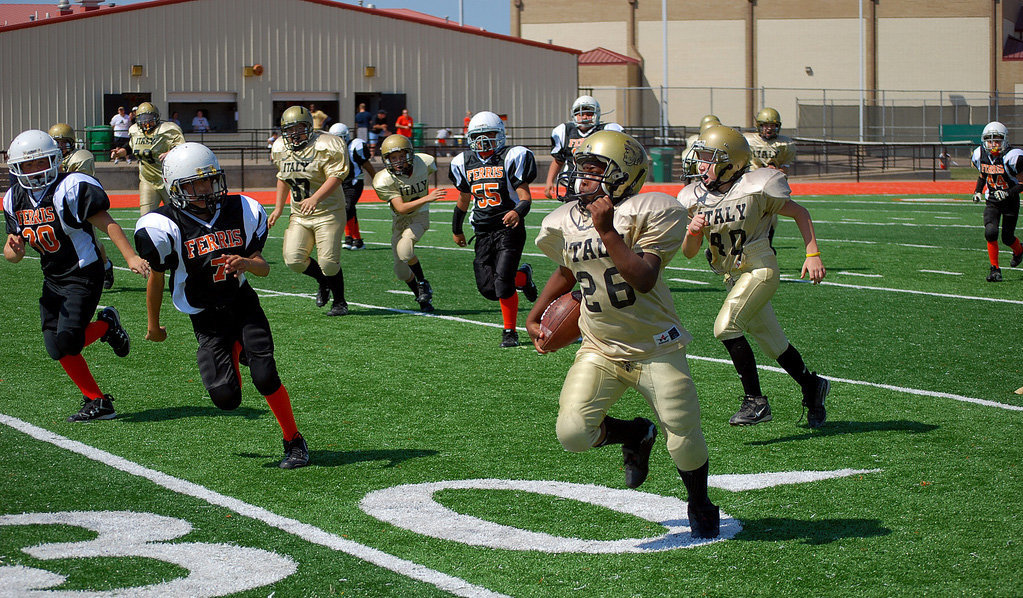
396,109,414,138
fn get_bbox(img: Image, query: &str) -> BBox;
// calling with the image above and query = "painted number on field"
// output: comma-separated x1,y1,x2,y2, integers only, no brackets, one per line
0,511,296,596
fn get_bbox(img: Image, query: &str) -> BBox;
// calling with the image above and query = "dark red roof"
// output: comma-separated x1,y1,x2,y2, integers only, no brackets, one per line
0,0,579,55
0,3,116,27
578,47,641,66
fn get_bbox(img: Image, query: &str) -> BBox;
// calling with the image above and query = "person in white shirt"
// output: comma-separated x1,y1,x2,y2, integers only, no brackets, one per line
109,106,132,164
191,110,211,133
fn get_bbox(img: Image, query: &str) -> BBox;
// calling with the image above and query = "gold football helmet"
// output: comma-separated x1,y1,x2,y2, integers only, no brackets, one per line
380,134,414,175
47,123,76,157
136,102,160,135
280,106,314,150
699,114,721,134
755,107,781,139
681,125,750,190
557,130,647,206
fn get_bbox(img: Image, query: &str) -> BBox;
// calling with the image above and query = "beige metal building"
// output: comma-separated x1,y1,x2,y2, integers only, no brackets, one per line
513,0,1023,139
0,0,579,145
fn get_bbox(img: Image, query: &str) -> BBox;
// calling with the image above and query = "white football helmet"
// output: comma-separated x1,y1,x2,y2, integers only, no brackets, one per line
8,129,63,191
162,142,228,211
328,122,350,143
982,121,1008,156
466,111,506,158
571,95,601,131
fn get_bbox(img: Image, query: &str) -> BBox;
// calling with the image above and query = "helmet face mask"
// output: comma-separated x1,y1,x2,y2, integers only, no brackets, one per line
755,107,782,140
466,111,506,160
136,102,161,135
571,95,601,132
380,134,413,175
163,142,228,213
982,121,1008,156
280,106,314,150
47,123,76,157
9,130,63,191
555,130,647,210
681,125,751,191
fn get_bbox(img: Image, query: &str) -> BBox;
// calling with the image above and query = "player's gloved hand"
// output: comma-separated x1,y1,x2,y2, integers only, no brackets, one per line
995,190,1009,201
973,192,984,203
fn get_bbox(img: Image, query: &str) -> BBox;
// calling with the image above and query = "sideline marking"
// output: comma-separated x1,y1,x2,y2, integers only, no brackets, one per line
253,288,1023,413
0,414,509,598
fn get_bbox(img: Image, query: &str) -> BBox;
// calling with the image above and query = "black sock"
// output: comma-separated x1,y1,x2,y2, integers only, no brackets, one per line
326,270,345,302
405,277,419,294
596,416,644,447
678,460,711,506
777,344,814,388
721,336,762,396
408,261,425,282
303,260,326,283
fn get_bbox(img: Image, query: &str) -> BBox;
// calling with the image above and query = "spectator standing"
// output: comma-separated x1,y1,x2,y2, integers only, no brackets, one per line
354,103,372,142
191,110,211,133
370,109,389,156
309,104,330,130
396,109,414,139
110,106,132,164
168,112,181,127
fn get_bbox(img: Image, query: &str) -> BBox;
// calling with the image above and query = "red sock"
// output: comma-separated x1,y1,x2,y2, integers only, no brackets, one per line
514,270,526,288
232,342,243,388
344,220,352,237
988,241,1000,267
264,385,299,441
499,294,519,330
83,320,108,347
1012,238,1023,257
350,218,361,240
59,354,103,399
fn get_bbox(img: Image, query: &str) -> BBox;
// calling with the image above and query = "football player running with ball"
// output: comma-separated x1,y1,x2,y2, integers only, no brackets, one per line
134,143,309,469
372,134,444,312
971,121,1023,282
526,130,719,539
450,111,540,347
270,106,352,316
678,125,829,428
4,130,150,422
111,102,185,216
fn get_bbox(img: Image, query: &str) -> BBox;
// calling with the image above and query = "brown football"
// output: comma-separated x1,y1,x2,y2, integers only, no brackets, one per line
538,290,582,352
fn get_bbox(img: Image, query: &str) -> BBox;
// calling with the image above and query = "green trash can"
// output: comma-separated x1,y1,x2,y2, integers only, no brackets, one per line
649,147,675,183
412,123,425,148
86,126,114,162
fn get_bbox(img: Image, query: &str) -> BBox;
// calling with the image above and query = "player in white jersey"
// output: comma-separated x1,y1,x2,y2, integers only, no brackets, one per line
543,95,623,199
528,130,719,540
678,125,829,429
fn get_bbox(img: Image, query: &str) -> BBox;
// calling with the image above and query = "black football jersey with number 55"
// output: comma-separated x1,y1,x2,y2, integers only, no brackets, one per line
448,145,537,232
134,195,269,314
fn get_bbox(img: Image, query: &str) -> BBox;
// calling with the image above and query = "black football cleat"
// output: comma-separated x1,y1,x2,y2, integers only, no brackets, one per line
103,261,114,290
416,280,434,305
352,238,365,250
279,433,310,469
316,280,331,307
518,263,538,302
68,394,116,422
500,329,519,348
1013,252,1023,268
688,501,720,539
327,300,349,316
987,266,1003,282
802,373,830,429
342,235,354,250
622,418,657,489
729,395,772,426
97,306,130,358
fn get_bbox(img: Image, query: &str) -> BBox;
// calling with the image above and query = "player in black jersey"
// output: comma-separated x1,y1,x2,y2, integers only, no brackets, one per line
971,121,1023,282
543,95,624,199
450,111,539,347
3,130,150,422
134,143,309,469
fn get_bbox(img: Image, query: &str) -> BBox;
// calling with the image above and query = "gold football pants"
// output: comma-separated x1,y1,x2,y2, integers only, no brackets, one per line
283,210,344,276
139,178,169,216
556,348,708,472
714,262,789,360
391,210,429,282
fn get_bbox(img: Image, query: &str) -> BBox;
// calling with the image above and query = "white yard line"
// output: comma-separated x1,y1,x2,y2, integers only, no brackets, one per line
919,269,963,276
668,278,710,285
836,271,882,278
777,276,1023,305
0,414,509,598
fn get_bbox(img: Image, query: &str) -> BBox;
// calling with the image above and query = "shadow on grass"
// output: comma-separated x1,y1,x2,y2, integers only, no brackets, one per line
117,405,265,422
745,420,938,446
245,447,439,469
732,516,891,544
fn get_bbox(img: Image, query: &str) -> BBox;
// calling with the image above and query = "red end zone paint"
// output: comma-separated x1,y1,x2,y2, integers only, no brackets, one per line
106,181,976,209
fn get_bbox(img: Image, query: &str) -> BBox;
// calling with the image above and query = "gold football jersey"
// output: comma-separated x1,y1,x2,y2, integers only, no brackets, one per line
129,122,185,187
372,153,437,214
677,167,790,275
272,131,351,216
61,149,95,176
744,133,796,170
536,192,693,360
